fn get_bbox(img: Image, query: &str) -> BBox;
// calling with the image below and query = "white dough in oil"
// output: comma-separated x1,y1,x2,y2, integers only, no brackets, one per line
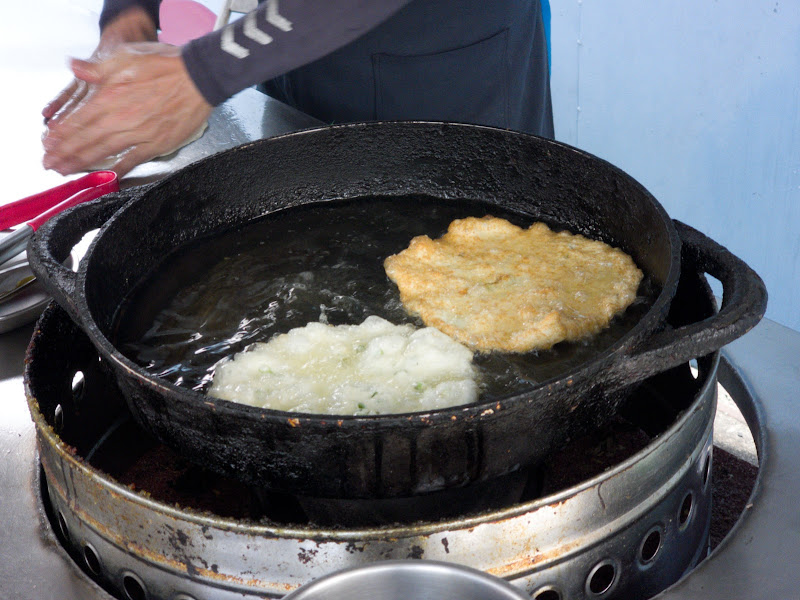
208,316,479,415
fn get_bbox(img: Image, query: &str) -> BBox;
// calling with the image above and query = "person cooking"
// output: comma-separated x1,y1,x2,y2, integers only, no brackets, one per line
42,0,554,177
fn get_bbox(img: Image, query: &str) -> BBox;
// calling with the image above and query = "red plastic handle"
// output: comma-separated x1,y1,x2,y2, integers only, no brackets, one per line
0,171,119,231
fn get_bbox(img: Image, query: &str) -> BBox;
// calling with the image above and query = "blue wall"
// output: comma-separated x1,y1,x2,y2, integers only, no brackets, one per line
550,1,800,331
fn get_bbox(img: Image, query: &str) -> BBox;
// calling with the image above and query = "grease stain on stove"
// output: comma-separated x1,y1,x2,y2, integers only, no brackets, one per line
166,524,223,578
185,560,200,577
192,564,298,592
298,547,319,564
126,540,201,577
441,536,450,553
346,541,366,553
171,526,190,547
596,482,607,510
487,540,582,578
40,463,68,499
407,545,425,559
201,524,213,540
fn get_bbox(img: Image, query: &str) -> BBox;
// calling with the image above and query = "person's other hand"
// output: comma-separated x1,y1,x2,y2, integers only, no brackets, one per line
42,42,212,176
42,6,157,123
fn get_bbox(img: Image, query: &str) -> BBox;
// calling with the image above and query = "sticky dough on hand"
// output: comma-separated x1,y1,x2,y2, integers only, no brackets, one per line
87,120,208,171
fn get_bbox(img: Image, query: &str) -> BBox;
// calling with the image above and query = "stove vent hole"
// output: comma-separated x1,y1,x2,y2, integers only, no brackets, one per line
122,572,148,600
56,510,70,543
702,451,712,488
72,371,85,403
83,544,102,577
53,404,64,433
678,491,695,529
587,561,617,596
689,358,699,379
533,587,562,600
639,527,663,564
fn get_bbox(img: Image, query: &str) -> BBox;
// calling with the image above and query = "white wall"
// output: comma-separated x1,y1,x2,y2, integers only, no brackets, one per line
550,1,800,331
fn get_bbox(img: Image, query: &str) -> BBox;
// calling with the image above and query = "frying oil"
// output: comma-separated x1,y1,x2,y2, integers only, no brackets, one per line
113,196,657,401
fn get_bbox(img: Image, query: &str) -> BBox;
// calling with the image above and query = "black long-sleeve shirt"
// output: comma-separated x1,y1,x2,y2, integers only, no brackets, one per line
101,0,413,105
99,0,554,137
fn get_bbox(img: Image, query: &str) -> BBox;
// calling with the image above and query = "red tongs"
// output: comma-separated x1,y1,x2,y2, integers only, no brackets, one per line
0,171,119,266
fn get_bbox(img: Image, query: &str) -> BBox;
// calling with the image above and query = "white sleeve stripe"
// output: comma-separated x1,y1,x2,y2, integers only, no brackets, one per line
220,0,292,59
243,11,273,45
221,25,250,58
266,0,293,32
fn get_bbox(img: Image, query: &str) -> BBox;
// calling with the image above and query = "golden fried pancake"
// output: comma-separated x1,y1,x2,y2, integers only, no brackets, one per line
383,216,643,353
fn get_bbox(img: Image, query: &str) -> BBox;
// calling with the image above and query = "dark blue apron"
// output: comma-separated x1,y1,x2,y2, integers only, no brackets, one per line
263,0,553,138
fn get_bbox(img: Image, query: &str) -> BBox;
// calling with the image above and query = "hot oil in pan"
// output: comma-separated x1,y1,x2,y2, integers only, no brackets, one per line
114,196,657,400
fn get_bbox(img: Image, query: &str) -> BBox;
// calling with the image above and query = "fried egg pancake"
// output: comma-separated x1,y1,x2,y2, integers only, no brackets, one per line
383,216,643,353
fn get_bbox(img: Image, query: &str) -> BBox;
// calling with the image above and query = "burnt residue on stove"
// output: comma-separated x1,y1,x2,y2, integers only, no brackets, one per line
106,433,261,521
709,447,758,549
75,361,704,529
297,547,319,565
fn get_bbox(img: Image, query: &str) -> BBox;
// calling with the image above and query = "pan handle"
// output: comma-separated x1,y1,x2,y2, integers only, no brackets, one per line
26,189,140,326
605,220,767,387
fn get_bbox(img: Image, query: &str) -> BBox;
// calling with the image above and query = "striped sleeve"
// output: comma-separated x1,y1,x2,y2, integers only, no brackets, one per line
181,0,411,105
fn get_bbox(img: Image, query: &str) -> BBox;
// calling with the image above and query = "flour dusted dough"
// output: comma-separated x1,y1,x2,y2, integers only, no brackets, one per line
383,216,643,353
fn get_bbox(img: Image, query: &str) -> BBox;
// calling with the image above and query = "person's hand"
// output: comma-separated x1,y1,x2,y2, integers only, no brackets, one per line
42,6,157,123
42,42,212,176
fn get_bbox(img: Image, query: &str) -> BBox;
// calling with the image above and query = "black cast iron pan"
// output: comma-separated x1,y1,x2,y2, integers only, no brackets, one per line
28,122,766,499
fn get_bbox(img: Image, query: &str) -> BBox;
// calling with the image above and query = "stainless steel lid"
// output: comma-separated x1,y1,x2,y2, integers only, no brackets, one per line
283,561,530,600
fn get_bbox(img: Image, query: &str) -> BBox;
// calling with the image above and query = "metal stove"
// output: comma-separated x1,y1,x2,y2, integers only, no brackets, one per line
4,295,800,600
2,94,799,600
22,297,714,600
